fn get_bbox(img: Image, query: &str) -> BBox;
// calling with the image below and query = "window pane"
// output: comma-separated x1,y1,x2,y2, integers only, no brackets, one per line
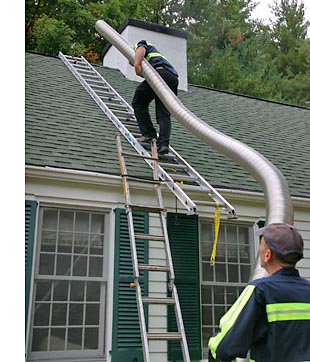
214,286,225,304
51,304,67,325
53,281,69,301
42,209,58,230
39,254,55,275
50,328,65,351
202,261,214,281
76,212,89,233
84,327,98,349
201,285,212,305
90,234,104,255
91,214,104,234
241,264,251,282
89,256,103,277
32,328,48,351
58,232,73,253
56,254,71,276
68,328,82,350
69,304,84,325
228,264,239,282
70,281,85,301
226,286,238,304
74,233,89,254
202,306,213,325
34,303,50,326
41,231,56,252
59,210,74,231
86,282,100,302
36,280,52,301
85,304,99,325
73,255,87,276
214,306,225,325
214,263,226,282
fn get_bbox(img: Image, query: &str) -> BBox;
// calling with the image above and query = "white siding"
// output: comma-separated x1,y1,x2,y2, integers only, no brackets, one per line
26,167,310,362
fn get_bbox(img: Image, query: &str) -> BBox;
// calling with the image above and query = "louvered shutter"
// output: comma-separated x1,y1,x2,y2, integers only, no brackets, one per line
25,200,37,326
167,212,202,360
112,209,149,362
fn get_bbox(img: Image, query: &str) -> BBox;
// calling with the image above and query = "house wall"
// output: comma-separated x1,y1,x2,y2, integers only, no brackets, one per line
25,166,310,362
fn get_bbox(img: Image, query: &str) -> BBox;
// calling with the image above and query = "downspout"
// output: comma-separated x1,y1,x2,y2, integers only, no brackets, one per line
95,19,294,281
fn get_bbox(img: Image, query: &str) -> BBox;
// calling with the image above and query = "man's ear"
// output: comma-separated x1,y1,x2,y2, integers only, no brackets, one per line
264,248,272,263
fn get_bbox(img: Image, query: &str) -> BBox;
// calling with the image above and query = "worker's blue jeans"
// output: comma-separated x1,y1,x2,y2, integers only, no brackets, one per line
132,68,178,148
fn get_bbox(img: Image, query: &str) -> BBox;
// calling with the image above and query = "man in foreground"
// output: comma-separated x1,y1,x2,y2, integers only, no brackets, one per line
208,223,310,362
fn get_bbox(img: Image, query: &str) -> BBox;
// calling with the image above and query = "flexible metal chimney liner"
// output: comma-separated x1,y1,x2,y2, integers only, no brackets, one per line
95,19,294,278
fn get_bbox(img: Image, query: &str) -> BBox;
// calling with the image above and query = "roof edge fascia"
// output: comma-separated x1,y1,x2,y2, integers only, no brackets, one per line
26,165,121,187
217,187,310,209
26,166,310,209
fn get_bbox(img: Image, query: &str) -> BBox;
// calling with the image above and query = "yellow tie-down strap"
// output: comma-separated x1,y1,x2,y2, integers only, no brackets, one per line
210,202,220,266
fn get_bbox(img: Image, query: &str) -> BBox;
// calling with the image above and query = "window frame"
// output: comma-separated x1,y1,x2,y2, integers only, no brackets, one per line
26,206,110,361
199,219,255,358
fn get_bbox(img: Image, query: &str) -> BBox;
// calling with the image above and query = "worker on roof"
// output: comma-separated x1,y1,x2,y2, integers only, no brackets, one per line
132,40,178,155
208,223,310,362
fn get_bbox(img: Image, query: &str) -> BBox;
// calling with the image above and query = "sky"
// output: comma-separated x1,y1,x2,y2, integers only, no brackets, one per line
250,0,310,23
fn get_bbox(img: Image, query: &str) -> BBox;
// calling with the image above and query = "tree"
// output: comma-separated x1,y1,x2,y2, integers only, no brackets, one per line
269,0,309,73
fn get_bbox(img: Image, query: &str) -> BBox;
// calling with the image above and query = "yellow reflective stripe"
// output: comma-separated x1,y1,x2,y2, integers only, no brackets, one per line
208,285,256,359
145,52,168,61
266,302,310,322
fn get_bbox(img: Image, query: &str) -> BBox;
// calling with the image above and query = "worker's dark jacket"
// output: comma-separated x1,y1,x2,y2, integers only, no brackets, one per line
134,40,178,77
208,268,310,362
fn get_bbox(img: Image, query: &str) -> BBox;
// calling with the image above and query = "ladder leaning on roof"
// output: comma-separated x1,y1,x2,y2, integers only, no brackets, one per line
116,134,190,362
58,51,237,218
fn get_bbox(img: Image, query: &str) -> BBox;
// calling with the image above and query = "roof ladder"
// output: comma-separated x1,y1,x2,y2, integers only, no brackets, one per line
116,134,190,362
59,51,237,217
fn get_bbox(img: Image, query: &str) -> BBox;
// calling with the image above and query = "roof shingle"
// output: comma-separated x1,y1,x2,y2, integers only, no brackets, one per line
26,52,310,198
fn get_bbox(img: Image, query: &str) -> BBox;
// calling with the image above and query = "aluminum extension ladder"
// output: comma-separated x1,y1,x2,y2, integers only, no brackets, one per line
59,51,237,218
116,134,190,362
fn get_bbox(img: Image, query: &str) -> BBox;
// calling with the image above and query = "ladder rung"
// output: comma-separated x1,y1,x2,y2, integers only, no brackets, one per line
135,233,165,241
66,55,83,61
105,102,128,110
159,162,187,170
147,332,182,340
128,204,166,213
138,264,170,272
121,151,157,160
169,174,199,182
126,177,162,185
142,297,175,304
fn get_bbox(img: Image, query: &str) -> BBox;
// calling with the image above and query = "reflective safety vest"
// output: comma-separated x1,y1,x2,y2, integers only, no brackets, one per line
134,40,178,77
208,267,310,362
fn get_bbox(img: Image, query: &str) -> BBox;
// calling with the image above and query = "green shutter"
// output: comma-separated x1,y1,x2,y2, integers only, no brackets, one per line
25,200,37,326
167,212,202,361
112,209,149,362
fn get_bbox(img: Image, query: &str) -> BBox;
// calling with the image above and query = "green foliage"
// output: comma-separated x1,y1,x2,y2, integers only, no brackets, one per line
25,0,310,107
33,15,84,56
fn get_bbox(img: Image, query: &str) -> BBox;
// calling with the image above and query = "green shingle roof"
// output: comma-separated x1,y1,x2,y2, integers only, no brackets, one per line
26,52,310,198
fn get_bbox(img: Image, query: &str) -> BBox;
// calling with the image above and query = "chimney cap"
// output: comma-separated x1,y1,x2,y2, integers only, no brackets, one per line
119,18,187,39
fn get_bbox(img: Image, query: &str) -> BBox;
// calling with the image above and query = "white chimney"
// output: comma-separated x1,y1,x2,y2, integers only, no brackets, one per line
102,18,188,91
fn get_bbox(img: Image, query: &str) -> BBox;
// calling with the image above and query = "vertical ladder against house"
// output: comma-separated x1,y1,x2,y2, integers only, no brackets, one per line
115,134,190,362
59,51,237,218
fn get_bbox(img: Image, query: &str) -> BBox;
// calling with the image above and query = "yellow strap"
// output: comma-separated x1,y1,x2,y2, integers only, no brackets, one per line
210,202,220,266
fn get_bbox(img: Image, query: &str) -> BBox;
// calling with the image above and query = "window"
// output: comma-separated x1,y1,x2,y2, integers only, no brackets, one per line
200,221,254,358
27,208,108,360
